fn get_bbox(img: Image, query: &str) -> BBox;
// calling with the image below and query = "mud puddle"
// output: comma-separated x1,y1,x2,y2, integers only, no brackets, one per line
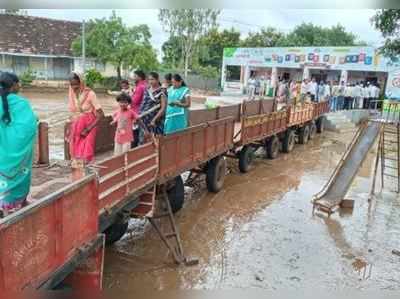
103,131,400,290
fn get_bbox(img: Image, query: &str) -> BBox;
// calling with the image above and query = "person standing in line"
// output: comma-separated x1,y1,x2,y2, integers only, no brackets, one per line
353,82,363,109
371,83,381,109
317,81,325,102
164,74,191,135
0,73,37,216
344,83,353,110
265,76,272,97
140,72,167,137
300,78,309,103
111,93,139,156
163,73,173,89
259,76,266,97
68,72,104,165
363,82,372,109
323,81,331,103
247,75,256,100
107,79,133,96
362,82,368,109
337,81,346,111
131,70,147,147
309,78,318,102
330,81,339,112
289,80,298,105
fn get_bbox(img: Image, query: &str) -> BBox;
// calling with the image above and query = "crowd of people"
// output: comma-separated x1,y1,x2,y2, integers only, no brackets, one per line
0,70,192,216
247,75,273,99
250,75,382,111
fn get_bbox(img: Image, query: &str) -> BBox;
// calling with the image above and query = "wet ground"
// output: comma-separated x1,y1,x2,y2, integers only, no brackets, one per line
104,130,400,290
26,90,400,290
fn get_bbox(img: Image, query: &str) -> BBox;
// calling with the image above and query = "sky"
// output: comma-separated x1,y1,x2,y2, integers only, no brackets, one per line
26,9,384,58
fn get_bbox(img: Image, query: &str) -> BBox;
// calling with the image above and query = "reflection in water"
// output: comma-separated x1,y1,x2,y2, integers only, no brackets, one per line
102,132,400,290
26,90,400,290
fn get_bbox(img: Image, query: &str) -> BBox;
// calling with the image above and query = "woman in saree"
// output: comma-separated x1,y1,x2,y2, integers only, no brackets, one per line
0,72,37,216
68,72,104,166
164,74,191,135
140,72,167,137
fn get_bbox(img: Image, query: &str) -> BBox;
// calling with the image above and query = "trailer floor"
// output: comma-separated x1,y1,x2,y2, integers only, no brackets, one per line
104,128,400,290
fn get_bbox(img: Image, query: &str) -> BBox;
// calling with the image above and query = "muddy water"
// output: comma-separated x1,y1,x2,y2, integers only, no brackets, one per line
104,131,400,290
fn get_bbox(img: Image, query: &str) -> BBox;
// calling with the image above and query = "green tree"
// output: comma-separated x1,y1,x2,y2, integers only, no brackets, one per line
373,9,400,58
279,23,363,47
159,9,220,77
242,27,284,47
197,28,241,69
161,36,183,68
72,12,158,79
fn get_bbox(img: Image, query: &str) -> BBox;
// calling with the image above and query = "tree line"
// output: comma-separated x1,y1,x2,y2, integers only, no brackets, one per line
69,9,400,81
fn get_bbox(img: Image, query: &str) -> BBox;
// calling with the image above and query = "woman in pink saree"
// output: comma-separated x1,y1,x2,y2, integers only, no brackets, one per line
68,72,104,165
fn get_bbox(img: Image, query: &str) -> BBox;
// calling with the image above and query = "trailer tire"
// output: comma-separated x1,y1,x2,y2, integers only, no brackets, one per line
206,156,227,193
309,122,317,140
316,116,325,133
105,218,129,245
167,175,185,213
266,135,280,159
282,129,296,153
298,125,310,144
238,146,254,173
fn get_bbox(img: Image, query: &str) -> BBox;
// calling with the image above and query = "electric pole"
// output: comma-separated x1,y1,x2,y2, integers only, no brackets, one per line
82,20,86,73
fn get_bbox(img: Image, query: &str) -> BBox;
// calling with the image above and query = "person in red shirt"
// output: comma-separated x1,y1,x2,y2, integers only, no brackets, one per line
131,70,147,147
111,93,139,155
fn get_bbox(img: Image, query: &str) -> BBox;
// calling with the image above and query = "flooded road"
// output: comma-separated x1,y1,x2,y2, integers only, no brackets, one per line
104,131,400,290
26,89,400,290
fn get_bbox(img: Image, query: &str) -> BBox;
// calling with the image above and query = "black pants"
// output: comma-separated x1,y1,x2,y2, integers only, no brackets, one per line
310,94,316,102
369,97,377,109
344,97,353,110
363,97,370,109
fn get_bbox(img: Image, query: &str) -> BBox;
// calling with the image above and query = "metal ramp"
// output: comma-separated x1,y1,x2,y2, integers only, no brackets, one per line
313,121,381,216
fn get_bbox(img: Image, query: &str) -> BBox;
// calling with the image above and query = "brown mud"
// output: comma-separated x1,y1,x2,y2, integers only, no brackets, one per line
103,130,400,290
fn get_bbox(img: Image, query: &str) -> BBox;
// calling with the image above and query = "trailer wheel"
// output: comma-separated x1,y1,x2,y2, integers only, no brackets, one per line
105,218,129,245
298,125,310,144
282,129,296,153
309,122,317,140
238,146,254,173
316,116,325,133
167,175,185,213
206,156,227,192
266,135,280,159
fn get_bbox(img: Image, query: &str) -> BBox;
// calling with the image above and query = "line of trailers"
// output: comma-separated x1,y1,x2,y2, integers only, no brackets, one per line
0,98,329,293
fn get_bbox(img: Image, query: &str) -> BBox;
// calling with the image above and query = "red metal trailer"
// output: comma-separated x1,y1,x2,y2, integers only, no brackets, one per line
227,99,330,173
0,175,104,292
1,98,330,292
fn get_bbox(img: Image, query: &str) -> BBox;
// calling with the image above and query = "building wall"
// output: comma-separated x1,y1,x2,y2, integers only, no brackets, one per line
73,58,119,77
0,54,117,80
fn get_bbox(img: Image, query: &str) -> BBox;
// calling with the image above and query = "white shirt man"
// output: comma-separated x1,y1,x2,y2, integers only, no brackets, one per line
247,77,256,99
344,84,353,98
323,83,331,101
300,80,309,95
353,83,363,109
309,79,318,98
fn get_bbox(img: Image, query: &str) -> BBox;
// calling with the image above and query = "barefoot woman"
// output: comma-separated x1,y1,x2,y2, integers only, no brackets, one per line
68,72,104,166
0,73,37,216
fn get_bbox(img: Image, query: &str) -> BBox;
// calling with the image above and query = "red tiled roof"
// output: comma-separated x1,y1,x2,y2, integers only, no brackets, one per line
0,14,81,57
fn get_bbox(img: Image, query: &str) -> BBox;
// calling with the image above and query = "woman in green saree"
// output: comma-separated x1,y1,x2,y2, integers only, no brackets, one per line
0,73,37,216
